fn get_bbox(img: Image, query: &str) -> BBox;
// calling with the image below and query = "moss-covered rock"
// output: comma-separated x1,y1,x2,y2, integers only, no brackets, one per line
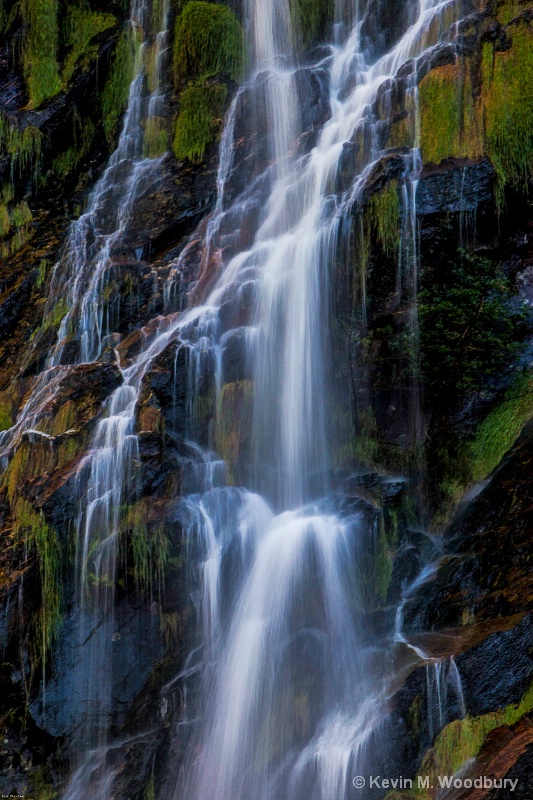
289,0,334,51
173,1,243,86
215,379,253,483
173,81,228,163
102,24,139,145
21,0,62,107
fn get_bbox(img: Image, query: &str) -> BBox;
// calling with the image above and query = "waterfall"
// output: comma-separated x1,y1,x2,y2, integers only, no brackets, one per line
2,0,474,796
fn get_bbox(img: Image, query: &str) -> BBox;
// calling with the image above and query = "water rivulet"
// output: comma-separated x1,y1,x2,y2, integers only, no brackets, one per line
1,0,505,797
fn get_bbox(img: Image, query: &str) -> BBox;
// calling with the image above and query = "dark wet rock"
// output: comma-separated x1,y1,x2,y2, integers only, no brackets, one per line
295,65,332,152
417,158,495,215
30,598,164,739
361,153,407,201
221,327,252,384
402,421,533,652
457,615,533,717
122,151,220,257
486,746,533,800
361,0,413,60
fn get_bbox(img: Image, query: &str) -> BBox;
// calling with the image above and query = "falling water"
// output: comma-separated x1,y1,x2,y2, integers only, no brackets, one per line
162,1,465,799
53,1,171,797
4,0,474,796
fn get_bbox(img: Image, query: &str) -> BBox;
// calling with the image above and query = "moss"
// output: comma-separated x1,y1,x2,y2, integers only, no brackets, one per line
366,180,400,256
121,501,170,594
0,203,10,237
143,116,168,158
418,61,483,165
374,518,393,601
29,766,58,800
0,400,13,431
173,82,228,163
354,408,380,466
173,1,243,86
5,444,30,503
399,682,533,800
144,777,155,800
36,258,48,288
1,181,14,204
101,25,138,145
13,498,62,661
482,22,533,207
51,399,78,436
53,119,95,178
21,0,61,107
408,695,422,734
215,380,253,480
62,6,116,84
496,0,523,25
10,200,33,228
470,372,533,481
5,123,43,176
289,0,334,50
36,297,68,334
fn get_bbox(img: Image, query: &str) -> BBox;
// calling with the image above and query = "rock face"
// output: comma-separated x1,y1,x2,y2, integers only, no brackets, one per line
0,0,531,799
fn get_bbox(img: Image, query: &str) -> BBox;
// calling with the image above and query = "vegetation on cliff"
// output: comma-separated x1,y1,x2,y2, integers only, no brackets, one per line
172,1,243,163
418,18,533,208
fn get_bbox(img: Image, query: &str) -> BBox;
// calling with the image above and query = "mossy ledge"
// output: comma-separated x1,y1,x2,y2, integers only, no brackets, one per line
418,19,533,207
385,683,533,800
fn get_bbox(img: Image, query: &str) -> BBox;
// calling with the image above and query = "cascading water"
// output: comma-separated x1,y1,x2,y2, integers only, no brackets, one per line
3,0,474,796
161,1,466,799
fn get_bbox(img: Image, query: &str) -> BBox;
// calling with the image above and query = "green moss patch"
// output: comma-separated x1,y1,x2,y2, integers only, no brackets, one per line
101,25,139,145
418,62,483,166
62,5,116,84
215,380,253,481
22,0,62,107
173,82,228,163
482,22,533,207
13,497,62,660
470,372,533,482
173,1,243,85
144,116,168,158
365,180,400,256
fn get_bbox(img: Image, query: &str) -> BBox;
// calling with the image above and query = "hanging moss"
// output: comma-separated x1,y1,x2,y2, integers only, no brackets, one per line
482,22,533,208
21,0,61,108
470,373,533,482
353,408,380,466
101,25,138,145
121,500,171,595
365,180,400,256
62,6,116,85
173,1,243,86
288,0,334,50
4,122,43,177
13,497,62,660
418,61,483,166
173,82,228,163
143,116,168,158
